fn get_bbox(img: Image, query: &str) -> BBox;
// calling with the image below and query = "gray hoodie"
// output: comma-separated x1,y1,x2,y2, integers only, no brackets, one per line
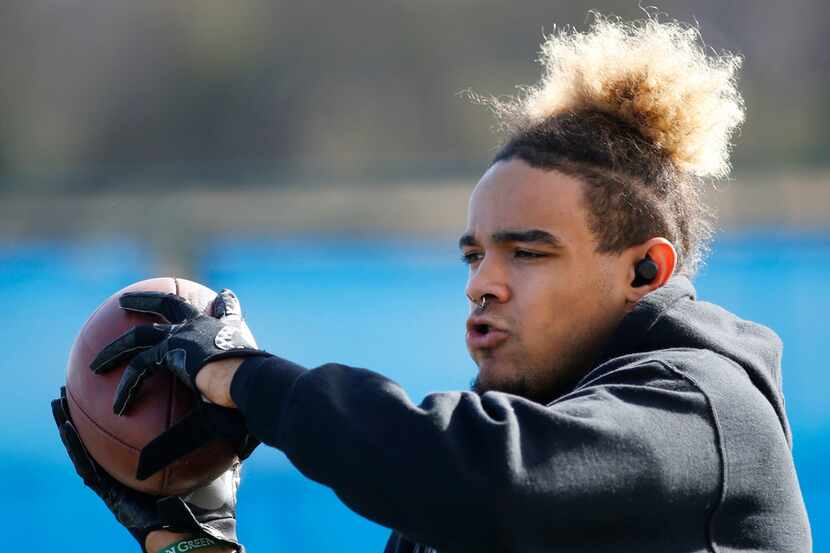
230,276,811,552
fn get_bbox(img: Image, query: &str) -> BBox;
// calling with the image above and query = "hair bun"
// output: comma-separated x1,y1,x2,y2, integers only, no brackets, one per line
503,14,745,179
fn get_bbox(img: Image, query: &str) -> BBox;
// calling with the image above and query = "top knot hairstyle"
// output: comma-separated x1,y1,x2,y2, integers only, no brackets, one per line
483,13,745,277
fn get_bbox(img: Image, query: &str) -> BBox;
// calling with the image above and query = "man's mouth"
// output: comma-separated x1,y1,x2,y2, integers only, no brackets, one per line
466,317,510,350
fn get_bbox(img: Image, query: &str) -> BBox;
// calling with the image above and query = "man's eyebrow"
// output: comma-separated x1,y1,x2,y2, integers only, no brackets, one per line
458,229,565,249
491,229,564,248
458,234,479,249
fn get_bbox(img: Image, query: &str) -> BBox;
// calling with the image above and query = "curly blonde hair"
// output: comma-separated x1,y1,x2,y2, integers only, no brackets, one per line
485,13,745,276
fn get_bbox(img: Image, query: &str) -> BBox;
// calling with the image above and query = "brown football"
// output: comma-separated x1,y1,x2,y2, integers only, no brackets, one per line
65,277,238,495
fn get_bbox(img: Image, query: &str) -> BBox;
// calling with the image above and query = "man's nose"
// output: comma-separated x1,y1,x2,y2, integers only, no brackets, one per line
465,255,510,307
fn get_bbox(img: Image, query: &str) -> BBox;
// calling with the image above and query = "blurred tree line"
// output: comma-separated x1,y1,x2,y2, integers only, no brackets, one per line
1,0,828,192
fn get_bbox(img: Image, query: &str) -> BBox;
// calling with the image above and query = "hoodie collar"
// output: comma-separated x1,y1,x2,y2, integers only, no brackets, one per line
594,275,697,367
584,275,791,446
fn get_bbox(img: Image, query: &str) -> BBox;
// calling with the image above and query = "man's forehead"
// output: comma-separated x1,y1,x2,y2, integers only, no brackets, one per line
464,160,587,243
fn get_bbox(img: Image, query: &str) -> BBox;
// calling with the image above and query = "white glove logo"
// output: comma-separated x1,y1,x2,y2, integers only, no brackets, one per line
215,325,242,350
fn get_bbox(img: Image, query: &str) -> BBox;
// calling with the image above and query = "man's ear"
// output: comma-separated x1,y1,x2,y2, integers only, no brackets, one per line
624,238,677,305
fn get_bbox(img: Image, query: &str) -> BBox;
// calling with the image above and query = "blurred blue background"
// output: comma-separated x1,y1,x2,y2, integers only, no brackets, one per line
2,231,827,550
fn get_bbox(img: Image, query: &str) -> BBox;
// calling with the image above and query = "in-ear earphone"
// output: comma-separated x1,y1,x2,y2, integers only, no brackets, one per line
632,256,658,287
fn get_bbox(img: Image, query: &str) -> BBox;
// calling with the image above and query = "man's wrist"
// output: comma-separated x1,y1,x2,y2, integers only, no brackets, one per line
196,358,244,407
145,530,237,553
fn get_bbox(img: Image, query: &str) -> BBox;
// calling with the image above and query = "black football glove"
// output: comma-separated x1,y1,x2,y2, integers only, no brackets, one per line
89,287,267,478
51,386,244,552
89,288,270,416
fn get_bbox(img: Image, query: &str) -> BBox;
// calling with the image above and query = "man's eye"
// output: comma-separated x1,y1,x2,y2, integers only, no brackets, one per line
515,250,547,259
461,252,483,265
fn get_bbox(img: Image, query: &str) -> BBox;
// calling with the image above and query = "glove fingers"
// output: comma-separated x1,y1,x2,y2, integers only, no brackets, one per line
214,289,259,349
212,289,243,320
90,324,172,374
57,419,101,488
113,348,159,416
136,411,209,480
53,389,152,497
137,405,252,480
120,292,201,324
51,386,70,427
52,387,105,488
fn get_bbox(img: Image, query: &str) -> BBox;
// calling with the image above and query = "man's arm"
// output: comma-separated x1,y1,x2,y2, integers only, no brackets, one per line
198,355,720,552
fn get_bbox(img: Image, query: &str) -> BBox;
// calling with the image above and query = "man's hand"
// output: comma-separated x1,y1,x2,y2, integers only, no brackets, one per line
51,386,243,552
85,288,267,478
89,288,270,416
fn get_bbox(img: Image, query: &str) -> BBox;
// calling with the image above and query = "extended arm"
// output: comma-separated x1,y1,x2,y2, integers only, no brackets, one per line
102,290,718,552
200,355,720,552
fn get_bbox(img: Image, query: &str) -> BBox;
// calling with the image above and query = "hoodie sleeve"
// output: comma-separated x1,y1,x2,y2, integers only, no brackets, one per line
230,355,721,553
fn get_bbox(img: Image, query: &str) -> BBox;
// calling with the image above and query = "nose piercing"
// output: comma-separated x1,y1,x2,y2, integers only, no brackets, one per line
468,294,488,310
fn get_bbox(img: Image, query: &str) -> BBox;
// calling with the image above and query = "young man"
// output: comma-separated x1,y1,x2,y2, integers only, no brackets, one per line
52,15,811,552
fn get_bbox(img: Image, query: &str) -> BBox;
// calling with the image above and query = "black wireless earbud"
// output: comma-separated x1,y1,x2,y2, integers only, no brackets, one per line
632,256,658,287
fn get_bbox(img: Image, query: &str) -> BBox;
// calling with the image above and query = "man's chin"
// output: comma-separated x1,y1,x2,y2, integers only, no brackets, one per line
470,370,569,404
470,373,534,400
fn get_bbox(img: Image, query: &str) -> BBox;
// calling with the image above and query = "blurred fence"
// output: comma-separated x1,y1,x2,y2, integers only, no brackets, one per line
1,0,829,188
3,169,828,275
